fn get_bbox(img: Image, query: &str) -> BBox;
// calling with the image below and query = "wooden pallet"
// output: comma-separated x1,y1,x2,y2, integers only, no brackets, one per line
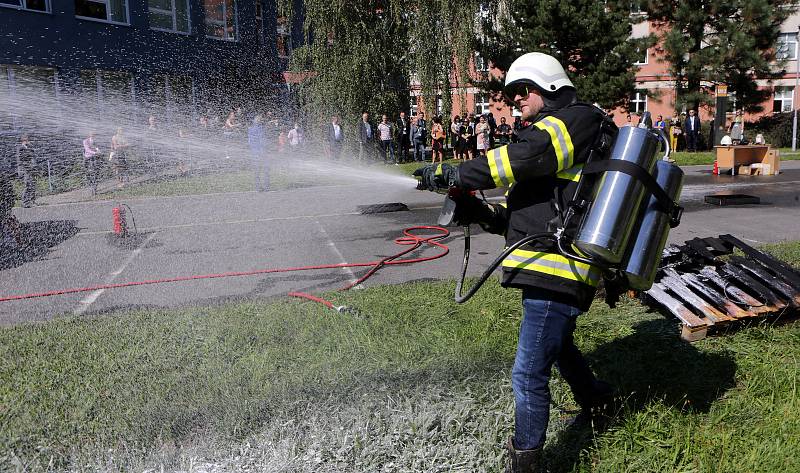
643,235,800,342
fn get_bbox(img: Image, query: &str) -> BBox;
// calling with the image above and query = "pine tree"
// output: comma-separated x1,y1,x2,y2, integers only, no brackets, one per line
645,0,797,112
481,0,648,109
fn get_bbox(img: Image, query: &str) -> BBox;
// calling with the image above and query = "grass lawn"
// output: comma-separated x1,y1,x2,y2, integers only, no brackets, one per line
2,242,800,472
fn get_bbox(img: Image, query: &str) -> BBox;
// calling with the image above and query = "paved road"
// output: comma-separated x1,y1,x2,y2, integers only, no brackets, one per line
2,161,799,325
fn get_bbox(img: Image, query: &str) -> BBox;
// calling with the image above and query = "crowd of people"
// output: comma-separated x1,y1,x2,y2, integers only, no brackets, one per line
330,110,523,164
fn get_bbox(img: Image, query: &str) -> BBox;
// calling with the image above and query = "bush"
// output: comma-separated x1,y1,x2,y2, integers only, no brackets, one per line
747,112,793,147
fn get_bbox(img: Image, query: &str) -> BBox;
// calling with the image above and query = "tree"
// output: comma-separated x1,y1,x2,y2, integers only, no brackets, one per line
480,0,648,109
645,0,797,112
287,0,481,136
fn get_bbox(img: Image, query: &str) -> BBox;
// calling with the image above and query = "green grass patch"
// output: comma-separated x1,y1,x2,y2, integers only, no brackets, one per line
2,242,800,471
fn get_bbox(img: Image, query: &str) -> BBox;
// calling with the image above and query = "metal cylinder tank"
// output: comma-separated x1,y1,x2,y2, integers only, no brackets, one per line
621,160,684,290
573,126,661,264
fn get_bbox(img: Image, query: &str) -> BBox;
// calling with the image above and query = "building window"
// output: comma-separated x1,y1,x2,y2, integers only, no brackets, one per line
773,86,794,113
75,0,129,24
149,0,190,33
474,93,490,115
634,47,648,65
776,32,798,61
0,0,50,12
277,16,291,57
255,1,263,47
474,53,489,74
629,90,647,113
410,94,418,116
435,95,443,116
205,0,237,41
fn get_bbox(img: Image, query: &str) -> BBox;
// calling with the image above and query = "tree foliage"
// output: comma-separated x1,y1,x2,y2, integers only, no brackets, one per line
287,0,481,135
645,0,797,112
480,0,648,109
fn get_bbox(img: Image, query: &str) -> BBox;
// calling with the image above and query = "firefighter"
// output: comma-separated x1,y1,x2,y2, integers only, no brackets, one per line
414,52,614,472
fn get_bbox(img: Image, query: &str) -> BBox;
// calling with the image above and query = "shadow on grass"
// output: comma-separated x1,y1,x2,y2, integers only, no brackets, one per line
547,318,737,473
0,219,79,270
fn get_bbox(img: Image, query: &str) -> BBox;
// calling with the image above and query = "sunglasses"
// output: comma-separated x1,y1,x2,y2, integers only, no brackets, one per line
504,83,533,102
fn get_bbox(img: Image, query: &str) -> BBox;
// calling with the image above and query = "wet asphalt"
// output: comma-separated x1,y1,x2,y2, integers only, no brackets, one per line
2,161,799,325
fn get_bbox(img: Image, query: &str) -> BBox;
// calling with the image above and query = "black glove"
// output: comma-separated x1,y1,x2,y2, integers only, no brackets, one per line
413,163,457,191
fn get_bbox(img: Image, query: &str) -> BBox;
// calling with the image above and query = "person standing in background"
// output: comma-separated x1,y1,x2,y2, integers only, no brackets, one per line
110,127,129,188
495,116,512,147
287,122,304,150
248,115,269,192
326,115,344,160
396,111,411,163
430,116,445,164
451,115,462,160
411,111,428,162
475,115,491,158
17,134,36,208
685,109,701,152
669,116,682,152
82,131,101,196
377,115,396,165
357,112,376,162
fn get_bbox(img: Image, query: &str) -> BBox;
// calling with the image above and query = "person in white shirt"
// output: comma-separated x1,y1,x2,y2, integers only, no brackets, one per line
377,115,396,164
287,122,303,149
326,115,344,160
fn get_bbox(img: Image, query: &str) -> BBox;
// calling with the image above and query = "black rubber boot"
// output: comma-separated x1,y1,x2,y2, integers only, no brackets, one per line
505,438,544,473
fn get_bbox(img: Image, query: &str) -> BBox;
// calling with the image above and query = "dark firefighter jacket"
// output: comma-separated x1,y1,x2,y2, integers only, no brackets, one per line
456,102,609,311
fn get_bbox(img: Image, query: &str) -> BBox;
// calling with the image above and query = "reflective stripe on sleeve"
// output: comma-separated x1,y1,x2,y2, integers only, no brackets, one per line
533,116,574,172
486,146,515,187
501,249,601,286
556,163,583,182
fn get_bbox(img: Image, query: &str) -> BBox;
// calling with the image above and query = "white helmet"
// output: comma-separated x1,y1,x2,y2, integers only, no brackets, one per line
503,52,574,99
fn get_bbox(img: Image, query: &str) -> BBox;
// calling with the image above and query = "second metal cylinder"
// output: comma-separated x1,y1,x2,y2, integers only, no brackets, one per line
573,126,661,264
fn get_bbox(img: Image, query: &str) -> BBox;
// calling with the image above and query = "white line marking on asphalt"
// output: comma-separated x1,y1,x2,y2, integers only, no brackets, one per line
680,180,800,197
73,232,157,315
315,220,361,289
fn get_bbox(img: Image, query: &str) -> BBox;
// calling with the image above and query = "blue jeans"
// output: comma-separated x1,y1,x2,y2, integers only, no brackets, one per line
413,140,425,162
512,290,597,450
381,140,395,163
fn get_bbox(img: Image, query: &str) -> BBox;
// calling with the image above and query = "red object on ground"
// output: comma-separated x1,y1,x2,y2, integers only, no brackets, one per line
112,206,127,236
0,226,451,306
713,159,719,175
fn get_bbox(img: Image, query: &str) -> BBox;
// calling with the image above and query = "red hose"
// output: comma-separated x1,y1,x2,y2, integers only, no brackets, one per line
0,226,451,308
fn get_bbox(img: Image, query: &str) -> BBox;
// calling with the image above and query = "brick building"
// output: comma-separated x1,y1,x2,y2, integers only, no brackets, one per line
0,0,303,130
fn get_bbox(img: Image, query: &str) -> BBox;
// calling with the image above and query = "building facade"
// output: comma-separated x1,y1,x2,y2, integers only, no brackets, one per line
0,0,303,130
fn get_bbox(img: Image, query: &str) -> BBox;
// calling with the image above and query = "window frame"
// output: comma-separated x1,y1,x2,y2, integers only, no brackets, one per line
75,0,130,25
149,0,191,34
204,0,238,42
773,86,794,113
0,0,51,13
474,93,490,115
629,90,648,113
776,32,798,61
633,47,648,65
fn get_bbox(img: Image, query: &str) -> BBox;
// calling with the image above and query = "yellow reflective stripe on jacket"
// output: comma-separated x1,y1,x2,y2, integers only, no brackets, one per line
533,116,574,172
435,164,444,176
487,146,515,187
501,249,601,286
556,164,583,182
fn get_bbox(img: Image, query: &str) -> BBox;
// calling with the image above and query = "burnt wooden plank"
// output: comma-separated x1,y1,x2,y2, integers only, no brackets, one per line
720,263,787,310
703,237,732,255
729,256,800,306
698,266,775,314
719,234,800,288
680,272,756,319
646,284,709,329
686,238,719,263
661,270,732,324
